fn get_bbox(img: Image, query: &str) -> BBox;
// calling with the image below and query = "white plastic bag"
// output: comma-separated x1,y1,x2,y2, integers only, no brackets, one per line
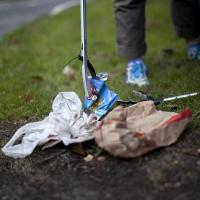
2,92,97,158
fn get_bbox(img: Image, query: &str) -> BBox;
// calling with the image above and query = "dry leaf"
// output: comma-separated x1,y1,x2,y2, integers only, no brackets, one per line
84,154,94,162
63,65,75,79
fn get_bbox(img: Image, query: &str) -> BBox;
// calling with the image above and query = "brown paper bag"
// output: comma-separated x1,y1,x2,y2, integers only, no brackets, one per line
95,101,192,158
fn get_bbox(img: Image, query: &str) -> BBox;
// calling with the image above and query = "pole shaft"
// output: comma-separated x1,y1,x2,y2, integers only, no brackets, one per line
80,0,88,96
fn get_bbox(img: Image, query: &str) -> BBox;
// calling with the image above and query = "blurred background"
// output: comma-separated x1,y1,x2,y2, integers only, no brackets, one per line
0,0,79,36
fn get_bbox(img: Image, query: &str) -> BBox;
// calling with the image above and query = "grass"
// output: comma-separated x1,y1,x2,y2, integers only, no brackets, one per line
0,0,200,126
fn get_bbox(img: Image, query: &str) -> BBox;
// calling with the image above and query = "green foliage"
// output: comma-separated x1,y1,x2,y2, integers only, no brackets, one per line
0,0,199,126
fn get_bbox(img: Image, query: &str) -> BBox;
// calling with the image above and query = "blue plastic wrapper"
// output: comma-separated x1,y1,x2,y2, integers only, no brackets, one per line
84,79,119,118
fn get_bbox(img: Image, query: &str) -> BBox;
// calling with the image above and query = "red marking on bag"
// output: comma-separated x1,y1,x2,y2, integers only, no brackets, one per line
160,108,192,128
104,119,113,125
98,121,104,142
97,120,113,142
135,132,144,138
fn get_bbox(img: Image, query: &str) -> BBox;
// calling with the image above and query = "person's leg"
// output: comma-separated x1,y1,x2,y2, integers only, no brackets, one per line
171,0,200,60
114,0,148,86
114,0,146,60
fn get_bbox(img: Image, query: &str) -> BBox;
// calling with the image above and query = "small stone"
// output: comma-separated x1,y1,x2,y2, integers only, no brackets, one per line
173,160,179,165
84,154,94,162
174,182,181,187
97,156,106,161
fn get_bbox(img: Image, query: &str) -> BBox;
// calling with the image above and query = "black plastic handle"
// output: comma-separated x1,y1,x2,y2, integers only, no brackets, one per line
78,55,97,79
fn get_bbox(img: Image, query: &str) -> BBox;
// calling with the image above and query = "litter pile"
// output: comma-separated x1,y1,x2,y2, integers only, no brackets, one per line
1,0,195,159
2,91,193,159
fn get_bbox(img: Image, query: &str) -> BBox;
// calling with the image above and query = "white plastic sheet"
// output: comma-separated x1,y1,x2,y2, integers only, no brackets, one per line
2,92,97,158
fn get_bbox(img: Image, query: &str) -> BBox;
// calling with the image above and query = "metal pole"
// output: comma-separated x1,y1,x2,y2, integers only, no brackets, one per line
80,0,89,97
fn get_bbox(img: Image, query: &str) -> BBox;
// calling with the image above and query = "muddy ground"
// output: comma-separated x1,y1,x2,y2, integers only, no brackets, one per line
0,122,200,200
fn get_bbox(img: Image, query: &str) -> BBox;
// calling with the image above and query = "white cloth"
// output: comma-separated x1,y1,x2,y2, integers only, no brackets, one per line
2,92,97,158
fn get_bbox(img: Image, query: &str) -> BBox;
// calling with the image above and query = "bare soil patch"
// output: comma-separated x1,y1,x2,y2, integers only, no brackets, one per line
0,122,200,200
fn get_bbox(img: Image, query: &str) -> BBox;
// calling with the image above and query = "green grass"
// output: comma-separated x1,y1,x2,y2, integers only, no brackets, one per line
0,0,200,126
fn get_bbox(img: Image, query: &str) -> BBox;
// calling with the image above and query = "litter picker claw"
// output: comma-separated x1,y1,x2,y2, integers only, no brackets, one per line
79,0,119,118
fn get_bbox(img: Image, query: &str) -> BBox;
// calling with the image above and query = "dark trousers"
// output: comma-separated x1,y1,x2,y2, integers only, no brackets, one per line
114,0,200,60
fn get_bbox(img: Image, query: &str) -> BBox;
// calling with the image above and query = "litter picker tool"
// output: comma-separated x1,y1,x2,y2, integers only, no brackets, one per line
79,0,118,118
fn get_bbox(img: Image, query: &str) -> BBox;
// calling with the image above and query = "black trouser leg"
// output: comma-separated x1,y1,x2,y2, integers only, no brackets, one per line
171,0,200,40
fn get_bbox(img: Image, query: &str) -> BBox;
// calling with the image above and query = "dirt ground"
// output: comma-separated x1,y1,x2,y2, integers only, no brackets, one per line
0,122,200,200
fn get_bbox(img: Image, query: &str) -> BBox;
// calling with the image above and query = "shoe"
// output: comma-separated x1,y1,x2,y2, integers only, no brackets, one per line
126,59,149,86
187,44,200,61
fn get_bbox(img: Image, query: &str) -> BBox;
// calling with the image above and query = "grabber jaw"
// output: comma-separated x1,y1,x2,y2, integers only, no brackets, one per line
83,78,119,119
80,54,119,119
